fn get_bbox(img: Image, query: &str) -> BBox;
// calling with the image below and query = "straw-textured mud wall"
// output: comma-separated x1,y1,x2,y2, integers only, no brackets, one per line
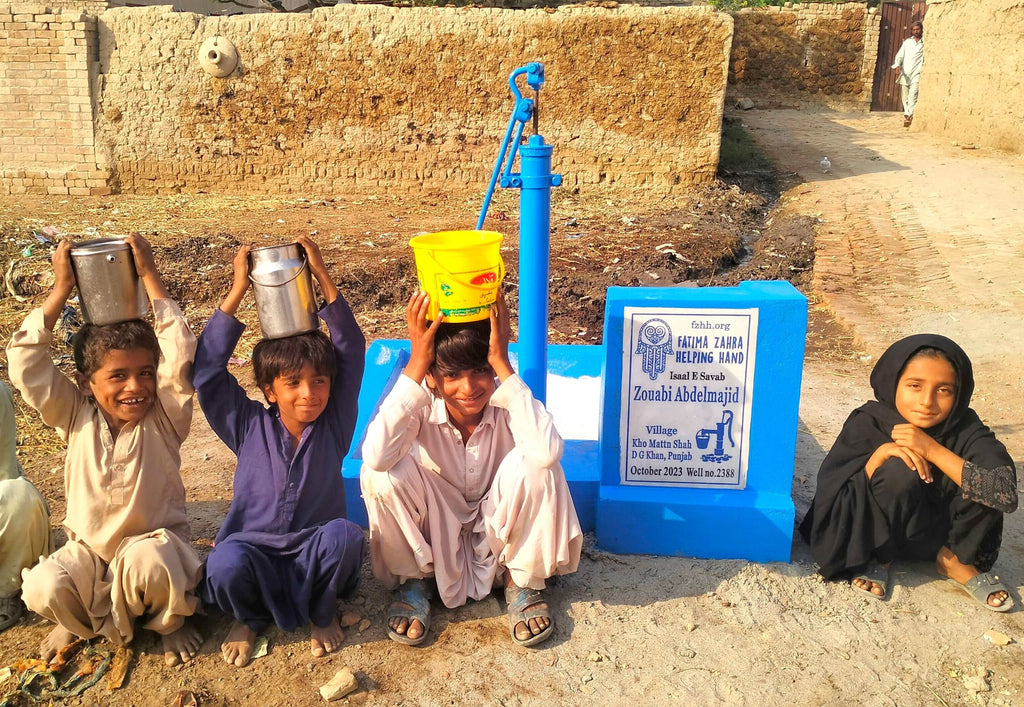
728,1,877,110
91,4,731,196
913,0,1024,153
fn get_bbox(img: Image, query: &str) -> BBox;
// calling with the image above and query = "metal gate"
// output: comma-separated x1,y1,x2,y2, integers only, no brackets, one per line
871,1,928,111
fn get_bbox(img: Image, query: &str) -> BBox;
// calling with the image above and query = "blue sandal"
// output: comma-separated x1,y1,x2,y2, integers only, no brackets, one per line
386,579,431,646
505,584,554,647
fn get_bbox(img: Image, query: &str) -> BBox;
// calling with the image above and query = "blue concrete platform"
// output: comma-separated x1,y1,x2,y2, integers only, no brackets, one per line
340,340,604,531
595,281,807,561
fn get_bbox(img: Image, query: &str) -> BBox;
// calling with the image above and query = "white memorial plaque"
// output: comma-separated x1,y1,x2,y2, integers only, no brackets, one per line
619,307,758,488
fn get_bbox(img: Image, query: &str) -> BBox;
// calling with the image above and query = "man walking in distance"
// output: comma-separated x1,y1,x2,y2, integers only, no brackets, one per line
893,20,924,128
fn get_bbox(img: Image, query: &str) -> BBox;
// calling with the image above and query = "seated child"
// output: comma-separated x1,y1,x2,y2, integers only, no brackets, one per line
8,235,203,665
800,334,1017,609
194,236,365,668
360,290,583,647
0,380,52,633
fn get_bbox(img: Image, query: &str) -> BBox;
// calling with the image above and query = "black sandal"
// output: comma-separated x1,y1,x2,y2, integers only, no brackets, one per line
0,592,23,632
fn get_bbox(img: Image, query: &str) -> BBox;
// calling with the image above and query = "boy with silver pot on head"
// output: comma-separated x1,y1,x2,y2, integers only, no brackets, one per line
193,235,365,667
8,234,204,667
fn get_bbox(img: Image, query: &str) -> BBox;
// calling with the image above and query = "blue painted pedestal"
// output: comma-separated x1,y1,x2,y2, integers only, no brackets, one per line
595,281,807,561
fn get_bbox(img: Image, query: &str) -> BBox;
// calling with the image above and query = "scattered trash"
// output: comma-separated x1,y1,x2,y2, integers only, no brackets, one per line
563,233,583,240
41,225,60,239
0,667,11,684
173,690,199,707
357,619,371,633
620,216,637,226
820,157,831,173
252,636,270,660
564,217,578,227
319,667,358,702
1,640,112,705
105,646,132,690
983,630,1012,646
227,356,248,366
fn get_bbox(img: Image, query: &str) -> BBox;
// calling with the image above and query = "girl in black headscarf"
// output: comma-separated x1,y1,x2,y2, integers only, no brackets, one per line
799,334,1017,610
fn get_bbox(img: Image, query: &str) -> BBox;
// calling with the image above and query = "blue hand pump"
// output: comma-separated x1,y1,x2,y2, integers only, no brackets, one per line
477,62,562,404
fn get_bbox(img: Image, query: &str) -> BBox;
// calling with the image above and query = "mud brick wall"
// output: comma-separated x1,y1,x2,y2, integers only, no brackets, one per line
914,0,1024,154
0,4,111,195
728,2,878,110
92,4,730,196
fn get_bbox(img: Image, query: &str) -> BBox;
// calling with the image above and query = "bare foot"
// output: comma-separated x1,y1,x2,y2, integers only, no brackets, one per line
936,546,1009,608
310,616,344,657
163,621,202,666
851,576,886,597
387,611,425,642
40,625,78,663
221,621,257,667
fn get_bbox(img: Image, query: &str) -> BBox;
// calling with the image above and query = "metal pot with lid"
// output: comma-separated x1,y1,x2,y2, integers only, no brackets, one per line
69,238,149,326
248,243,319,339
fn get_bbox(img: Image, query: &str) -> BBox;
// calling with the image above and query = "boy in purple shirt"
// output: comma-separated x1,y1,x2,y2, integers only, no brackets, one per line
194,236,365,667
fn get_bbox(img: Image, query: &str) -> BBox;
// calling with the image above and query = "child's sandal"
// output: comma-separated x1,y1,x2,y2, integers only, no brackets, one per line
386,579,431,646
0,592,23,631
504,584,553,648
947,572,1015,613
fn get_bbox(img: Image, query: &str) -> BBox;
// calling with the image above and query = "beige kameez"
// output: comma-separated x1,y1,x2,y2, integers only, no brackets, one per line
7,300,201,643
360,374,582,609
0,381,52,599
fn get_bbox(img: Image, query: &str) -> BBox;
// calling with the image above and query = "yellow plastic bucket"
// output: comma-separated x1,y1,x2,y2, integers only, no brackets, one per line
409,230,505,322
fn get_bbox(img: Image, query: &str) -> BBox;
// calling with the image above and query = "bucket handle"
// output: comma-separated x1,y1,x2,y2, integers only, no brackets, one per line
421,252,506,292
248,253,310,288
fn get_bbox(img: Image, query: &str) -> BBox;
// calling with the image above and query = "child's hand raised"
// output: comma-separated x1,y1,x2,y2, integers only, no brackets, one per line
232,245,252,292
403,290,443,384
296,235,326,274
488,291,514,382
296,235,337,304
865,441,932,483
51,240,75,295
218,244,252,317
125,232,157,279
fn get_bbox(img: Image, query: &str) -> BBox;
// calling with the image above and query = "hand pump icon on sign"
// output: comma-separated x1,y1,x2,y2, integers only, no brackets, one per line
696,409,735,463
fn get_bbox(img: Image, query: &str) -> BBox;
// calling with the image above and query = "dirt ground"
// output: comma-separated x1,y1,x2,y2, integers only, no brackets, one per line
1,108,1023,706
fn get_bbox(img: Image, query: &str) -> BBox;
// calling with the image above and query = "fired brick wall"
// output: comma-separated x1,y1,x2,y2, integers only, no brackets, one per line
728,1,879,111
91,4,731,196
913,0,1024,154
0,4,112,195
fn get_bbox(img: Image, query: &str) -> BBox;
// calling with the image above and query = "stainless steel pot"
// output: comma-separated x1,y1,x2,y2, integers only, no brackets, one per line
69,238,149,326
248,243,319,339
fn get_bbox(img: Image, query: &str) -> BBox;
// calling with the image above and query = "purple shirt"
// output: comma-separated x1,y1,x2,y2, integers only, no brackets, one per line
193,297,365,545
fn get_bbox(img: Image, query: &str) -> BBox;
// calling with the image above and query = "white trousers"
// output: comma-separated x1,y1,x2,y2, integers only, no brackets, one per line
21,530,201,644
361,448,583,609
901,80,920,117
0,475,51,598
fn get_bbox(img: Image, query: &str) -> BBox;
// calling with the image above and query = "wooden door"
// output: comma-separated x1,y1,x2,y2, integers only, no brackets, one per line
871,1,928,111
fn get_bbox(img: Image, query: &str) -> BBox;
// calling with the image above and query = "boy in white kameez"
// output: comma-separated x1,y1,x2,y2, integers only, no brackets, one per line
360,291,582,647
7,236,203,666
